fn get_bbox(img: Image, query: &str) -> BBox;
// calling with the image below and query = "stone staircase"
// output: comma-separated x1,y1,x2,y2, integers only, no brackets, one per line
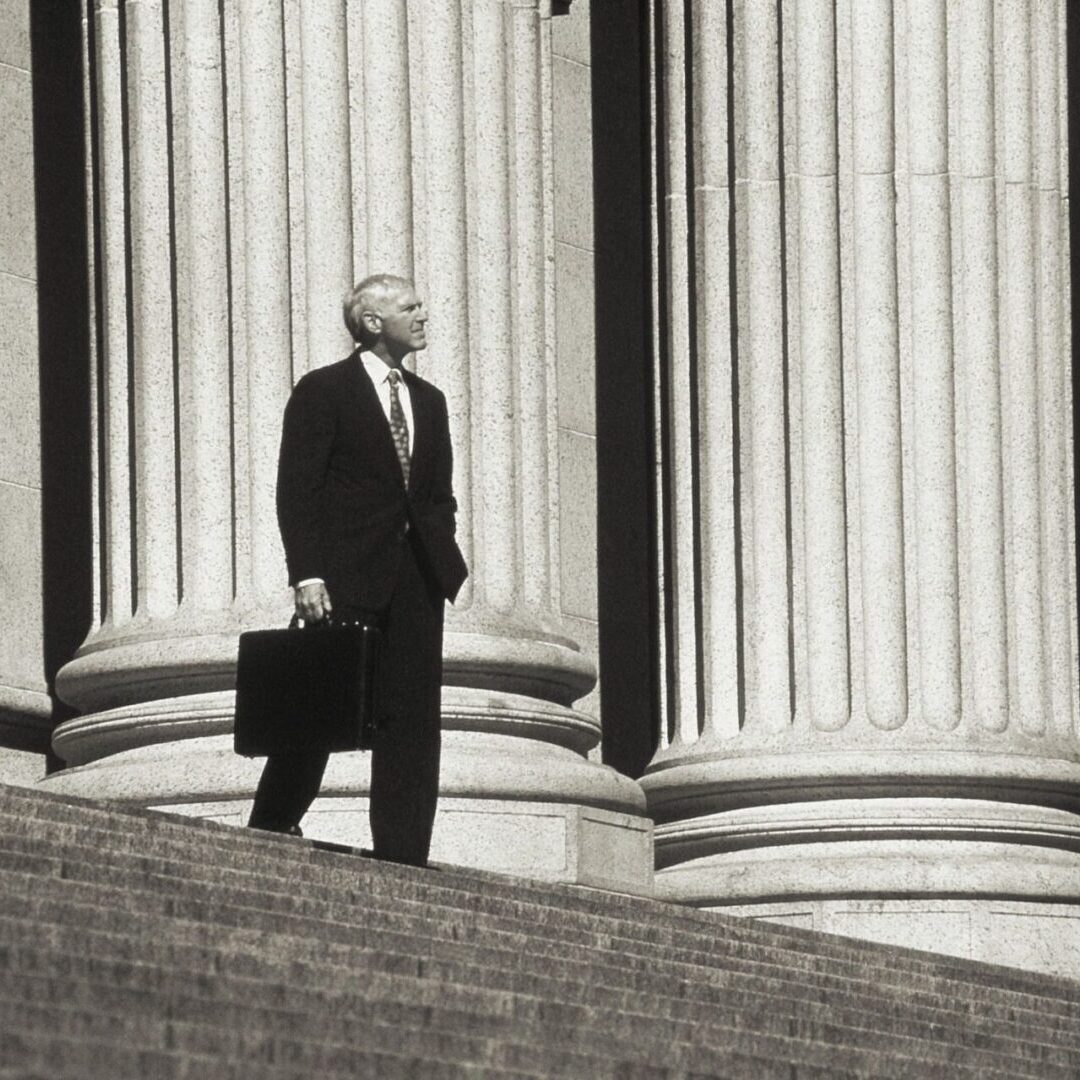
0,783,1078,1079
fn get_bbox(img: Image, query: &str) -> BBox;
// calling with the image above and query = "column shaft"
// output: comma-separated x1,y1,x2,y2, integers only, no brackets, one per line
907,0,960,729
1033,0,1073,738
237,0,292,603
852,0,906,731
958,0,1008,732
95,0,133,624
361,0,413,273
299,0,353,369
796,0,848,732
345,0,367,274
510,1,553,616
415,0,472,582
657,0,700,745
742,0,788,735
469,0,515,614
127,0,178,621
691,0,739,740
1001,0,1046,734
176,0,233,612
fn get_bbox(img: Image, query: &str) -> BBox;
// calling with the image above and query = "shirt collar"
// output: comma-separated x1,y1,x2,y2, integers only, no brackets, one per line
357,348,406,385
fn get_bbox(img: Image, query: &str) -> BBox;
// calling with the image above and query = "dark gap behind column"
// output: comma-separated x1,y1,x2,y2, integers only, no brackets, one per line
592,0,659,779
31,0,94,770
654,1,678,751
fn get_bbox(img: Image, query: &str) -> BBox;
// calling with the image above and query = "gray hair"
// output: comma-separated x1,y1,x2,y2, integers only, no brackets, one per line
343,274,412,345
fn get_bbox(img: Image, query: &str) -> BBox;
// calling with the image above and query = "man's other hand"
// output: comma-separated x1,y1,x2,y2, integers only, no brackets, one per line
295,581,333,623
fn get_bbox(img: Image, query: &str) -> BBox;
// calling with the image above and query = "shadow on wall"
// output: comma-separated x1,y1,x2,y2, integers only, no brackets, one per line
31,0,93,771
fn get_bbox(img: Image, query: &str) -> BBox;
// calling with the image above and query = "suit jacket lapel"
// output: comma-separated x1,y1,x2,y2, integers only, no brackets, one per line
345,353,403,482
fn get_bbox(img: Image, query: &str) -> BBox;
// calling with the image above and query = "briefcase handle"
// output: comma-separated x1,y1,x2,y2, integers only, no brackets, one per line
289,614,374,631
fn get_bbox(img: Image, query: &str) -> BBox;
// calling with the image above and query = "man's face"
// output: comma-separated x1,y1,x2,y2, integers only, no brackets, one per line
375,285,427,355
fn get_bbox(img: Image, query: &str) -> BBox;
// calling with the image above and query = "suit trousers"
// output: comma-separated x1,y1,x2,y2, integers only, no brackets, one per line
248,532,445,866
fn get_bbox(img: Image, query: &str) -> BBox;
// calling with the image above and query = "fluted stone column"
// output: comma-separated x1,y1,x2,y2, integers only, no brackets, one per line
46,0,650,894
641,0,1080,972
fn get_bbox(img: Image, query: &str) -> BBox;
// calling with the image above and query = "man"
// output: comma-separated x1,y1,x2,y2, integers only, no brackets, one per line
247,274,468,867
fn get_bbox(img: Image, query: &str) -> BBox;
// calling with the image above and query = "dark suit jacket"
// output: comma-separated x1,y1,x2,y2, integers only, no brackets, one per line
276,351,468,610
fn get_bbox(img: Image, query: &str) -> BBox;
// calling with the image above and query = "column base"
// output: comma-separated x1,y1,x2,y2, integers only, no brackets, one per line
653,797,1080,977
38,733,654,894
717,899,1080,981
173,795,654,895
424,800,653,894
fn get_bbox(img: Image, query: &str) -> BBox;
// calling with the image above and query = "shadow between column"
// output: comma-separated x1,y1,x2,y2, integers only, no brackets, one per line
591,0,659,779
31,0,94,771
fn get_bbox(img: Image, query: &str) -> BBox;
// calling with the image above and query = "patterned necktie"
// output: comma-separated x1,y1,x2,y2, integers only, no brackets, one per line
386,368,411,488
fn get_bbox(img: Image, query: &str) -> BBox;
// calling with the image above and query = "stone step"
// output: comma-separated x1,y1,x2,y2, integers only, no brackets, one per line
7,897,1071,1052
0,887,1074,1077
0,1025,542,1080
3,781,1078,1079
3,921,1068,1079
0,813,1074,1035
0,835,1075,1049
0,860,1056,1033
0,972,1041,1080
2,782,1072,1005
0,904,1023,1050
0,994,565,1076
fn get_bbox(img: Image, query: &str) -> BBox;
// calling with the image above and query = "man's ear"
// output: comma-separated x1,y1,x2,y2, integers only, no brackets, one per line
362,311,381,335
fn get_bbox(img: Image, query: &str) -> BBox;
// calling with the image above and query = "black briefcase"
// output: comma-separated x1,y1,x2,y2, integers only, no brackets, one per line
233,618,382,757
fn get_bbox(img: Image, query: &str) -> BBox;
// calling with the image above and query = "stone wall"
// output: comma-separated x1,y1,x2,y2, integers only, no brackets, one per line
0,0,48,777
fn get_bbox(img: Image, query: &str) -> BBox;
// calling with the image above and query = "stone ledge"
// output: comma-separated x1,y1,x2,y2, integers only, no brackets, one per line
725,898,1080,982
0,684,52,754
174,795,655,898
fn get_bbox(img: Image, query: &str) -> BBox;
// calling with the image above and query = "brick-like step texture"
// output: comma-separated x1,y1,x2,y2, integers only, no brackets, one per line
0,783,1078,1079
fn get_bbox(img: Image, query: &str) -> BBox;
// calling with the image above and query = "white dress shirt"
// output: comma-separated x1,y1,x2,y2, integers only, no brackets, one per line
296,351,415,590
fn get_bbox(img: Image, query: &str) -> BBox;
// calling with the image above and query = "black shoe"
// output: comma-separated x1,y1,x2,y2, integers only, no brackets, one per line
311,838,355,855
